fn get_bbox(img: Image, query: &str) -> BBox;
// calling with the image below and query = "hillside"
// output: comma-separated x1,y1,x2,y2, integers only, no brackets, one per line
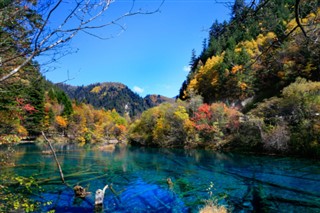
128,0,320,157
179,0,319,108
56,82,174,117
144,94,175,108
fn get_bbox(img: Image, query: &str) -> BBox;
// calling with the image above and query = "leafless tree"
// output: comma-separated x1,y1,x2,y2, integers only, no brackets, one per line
0,0,164,82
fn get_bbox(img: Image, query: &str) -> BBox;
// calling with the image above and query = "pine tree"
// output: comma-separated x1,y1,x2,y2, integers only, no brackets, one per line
232,0,246,20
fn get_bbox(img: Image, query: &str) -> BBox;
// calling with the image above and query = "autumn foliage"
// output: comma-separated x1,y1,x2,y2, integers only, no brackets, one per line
128,103,193,147
191,103,241,143
180,2,319,106
128,102,242,148
41,88,128,145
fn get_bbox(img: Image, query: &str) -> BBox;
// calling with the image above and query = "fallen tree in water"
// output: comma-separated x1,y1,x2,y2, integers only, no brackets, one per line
42,131,65,184
41,131,117,211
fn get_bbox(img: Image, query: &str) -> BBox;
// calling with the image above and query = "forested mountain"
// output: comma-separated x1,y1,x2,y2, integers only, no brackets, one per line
0,75,131,145
144,94,175,108
179,0,319,108
56,82,174,117
56,82,144,117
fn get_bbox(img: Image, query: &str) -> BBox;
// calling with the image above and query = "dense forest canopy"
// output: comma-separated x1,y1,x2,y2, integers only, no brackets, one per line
179,0,319,105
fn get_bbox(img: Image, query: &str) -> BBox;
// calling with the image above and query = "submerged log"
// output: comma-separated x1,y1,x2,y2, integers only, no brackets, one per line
167,177,174,190
41,150,52,155
73,185,91,198
41,131,65,184
95,184,109,206
109,184,120,196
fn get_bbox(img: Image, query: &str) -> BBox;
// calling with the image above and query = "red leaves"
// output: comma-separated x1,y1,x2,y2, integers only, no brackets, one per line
16,98,24,105
193,104,212,124
192,104,216,133
191,103,241,139
16,98,37,113
23,104,35,112
197,104,212,118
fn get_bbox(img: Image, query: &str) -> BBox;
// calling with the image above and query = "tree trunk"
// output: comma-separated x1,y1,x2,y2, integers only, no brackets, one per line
41,131,65,184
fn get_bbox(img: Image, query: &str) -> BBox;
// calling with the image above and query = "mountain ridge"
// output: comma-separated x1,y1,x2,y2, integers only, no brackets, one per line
56,82,174,117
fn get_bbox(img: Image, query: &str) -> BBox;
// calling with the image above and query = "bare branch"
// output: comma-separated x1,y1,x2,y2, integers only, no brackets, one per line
0,53,36,82
34,0,63,49
294,0,308,38
0,0,165,83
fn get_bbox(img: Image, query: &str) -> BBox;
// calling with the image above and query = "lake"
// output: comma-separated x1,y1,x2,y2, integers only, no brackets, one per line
3,143,320,212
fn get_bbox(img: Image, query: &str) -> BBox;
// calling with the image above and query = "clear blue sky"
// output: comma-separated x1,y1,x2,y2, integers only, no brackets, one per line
42,0,230,98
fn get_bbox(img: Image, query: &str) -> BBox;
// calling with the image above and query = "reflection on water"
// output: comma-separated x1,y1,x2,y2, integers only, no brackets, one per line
3,144,320,212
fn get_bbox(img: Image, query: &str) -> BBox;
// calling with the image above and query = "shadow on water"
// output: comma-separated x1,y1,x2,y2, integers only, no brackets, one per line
3,143,320,212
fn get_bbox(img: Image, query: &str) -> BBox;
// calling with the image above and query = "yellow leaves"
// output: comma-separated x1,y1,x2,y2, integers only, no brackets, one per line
188,78,198,91
76,136,86,146
239,39,257,51
200,55,224,75
285,8,319,35
265,32,277,40
312,8,320,21
302,8,320,24
69,102,128,143
55,115,67,128
235,32,277,61
129,103,193,146
153,117,169,141
231,65,243,74
174,106,189,121
91,86,102,93
184,48,227,99
236,39,258,58
16,125,28,137
239,82,247,91
256,32,276,46
207,55,223,67
183,119,195,134
286,18,297,33
185,78,199,98
190,55,223,92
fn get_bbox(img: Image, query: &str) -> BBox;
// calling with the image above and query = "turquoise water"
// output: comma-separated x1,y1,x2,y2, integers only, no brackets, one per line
4,144,320,212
